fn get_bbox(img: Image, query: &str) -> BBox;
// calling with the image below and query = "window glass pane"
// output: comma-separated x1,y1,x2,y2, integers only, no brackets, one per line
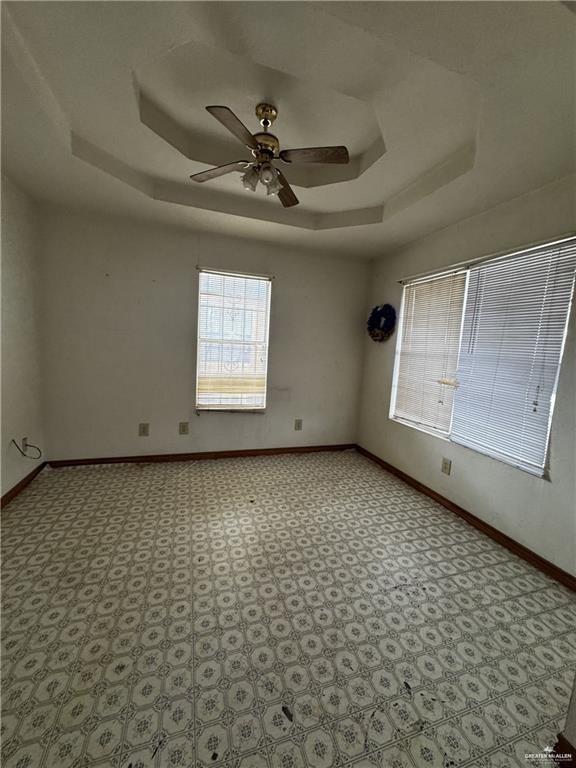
391,272,467,432
196,271,271,410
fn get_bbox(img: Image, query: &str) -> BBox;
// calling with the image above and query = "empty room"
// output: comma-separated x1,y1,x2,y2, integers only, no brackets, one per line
1,2,575,767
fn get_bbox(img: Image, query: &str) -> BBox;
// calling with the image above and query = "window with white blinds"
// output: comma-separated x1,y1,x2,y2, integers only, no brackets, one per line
390,272,467,433
391,236,576,476
196,269,271,410
451,239,576,474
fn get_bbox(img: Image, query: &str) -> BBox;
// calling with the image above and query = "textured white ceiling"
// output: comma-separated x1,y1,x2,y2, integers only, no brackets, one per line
2,1,574,256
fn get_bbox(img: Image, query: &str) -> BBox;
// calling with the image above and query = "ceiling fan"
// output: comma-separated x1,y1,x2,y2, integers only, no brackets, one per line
190,103,350,208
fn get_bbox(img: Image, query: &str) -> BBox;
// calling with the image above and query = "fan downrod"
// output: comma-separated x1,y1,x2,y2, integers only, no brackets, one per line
253,103,279,157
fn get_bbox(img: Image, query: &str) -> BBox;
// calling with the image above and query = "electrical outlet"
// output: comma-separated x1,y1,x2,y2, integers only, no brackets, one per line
22,437,29,452
441,458,452,475
179,422,189,435
138,423,149,437
294,418,303,431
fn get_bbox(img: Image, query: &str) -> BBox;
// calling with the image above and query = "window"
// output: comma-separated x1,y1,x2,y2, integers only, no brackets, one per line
196,269,271,411
390,272,467,434
391,236,576,476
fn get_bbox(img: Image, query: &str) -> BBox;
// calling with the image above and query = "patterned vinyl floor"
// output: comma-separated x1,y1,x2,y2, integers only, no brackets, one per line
1,450,574,768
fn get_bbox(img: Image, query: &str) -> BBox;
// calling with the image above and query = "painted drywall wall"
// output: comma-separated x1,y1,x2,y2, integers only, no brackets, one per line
1,175,46,494
38,206,368,460
564,679,576,747
359,174,576,575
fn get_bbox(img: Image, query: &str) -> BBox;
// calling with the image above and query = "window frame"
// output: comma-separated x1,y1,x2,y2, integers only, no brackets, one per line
388,270,469,437
389,235,576,477
195,267,272,414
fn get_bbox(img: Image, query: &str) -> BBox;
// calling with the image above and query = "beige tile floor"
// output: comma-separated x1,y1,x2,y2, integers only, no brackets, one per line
1,450,573,767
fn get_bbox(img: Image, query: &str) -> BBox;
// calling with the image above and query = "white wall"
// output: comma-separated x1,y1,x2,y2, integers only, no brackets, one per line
359,175,576,575
564,681,576,747
1,175,46,493
38,206,368,460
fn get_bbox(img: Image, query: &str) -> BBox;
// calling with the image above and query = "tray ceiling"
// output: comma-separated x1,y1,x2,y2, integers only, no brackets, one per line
2,2,574,255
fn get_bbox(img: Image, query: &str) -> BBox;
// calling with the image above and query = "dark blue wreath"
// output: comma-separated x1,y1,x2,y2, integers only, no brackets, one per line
367,304,396,342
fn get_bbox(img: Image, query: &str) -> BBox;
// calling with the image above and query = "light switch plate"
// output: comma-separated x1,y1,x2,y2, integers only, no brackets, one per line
441,458,452,475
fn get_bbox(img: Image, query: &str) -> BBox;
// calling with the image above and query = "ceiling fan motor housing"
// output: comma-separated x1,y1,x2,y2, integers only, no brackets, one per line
253,132,279,157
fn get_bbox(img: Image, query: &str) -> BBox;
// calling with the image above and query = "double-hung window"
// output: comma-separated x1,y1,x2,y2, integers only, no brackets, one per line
390,236,576,476
196,269,271,411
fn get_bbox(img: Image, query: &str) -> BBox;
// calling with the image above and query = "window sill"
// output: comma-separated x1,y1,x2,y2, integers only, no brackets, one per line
389,416,450,442
390,415,549,480
196,408,267,414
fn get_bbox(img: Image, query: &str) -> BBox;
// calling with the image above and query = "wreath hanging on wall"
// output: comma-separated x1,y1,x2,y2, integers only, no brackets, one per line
367,304,396,342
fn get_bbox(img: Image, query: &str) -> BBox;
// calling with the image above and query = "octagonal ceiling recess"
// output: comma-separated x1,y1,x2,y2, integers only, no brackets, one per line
3,3,572,250
2,2,480,231
136,41,385,189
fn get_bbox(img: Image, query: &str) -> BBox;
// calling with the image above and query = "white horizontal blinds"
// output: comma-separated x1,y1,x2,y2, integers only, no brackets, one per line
196,270,271,409
392,272,467,432
451,238,576,475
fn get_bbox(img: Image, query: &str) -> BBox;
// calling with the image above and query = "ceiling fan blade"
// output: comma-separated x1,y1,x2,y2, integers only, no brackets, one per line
279,146,350,164
276,171,299,208
206,106,259,150
190,161,250,183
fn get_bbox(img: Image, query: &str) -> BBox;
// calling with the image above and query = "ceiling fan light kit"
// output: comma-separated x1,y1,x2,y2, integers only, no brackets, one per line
259,161,277,185
266,174,283,197
190,103,350,208
241,167,259,192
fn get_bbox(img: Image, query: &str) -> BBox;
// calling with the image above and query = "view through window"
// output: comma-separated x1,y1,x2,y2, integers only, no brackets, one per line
196,269,271,410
